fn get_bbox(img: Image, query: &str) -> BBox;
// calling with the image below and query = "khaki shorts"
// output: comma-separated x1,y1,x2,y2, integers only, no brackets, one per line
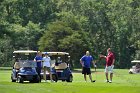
43,66,51,72
105,65,114,73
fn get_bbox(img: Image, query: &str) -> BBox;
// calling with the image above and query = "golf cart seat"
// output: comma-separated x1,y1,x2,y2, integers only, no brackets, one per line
14,62,20,69
55,63,67,70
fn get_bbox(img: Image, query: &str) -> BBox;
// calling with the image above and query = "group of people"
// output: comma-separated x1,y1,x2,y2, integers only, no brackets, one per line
34,52,53,82
34,48,115,83
80,48,115,83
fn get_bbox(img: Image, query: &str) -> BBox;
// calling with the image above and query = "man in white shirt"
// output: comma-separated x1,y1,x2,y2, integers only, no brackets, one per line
42,52,53,82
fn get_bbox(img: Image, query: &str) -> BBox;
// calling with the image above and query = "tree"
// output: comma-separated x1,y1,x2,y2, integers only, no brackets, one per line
38,21,92,67
0,35,13,66
10,21,44,50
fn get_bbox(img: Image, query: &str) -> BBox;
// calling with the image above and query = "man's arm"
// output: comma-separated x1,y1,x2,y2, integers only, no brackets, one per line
99,54,106,59
34,58,42,62
80,59,84,67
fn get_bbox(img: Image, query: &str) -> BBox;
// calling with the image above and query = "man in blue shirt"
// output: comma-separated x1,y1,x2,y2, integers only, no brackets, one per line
80,51,96,82
34,52,42,82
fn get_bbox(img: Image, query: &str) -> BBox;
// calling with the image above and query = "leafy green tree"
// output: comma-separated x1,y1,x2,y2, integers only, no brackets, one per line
38,21,92,67
10,21,44,50
0,35,13,66
0,0,140,68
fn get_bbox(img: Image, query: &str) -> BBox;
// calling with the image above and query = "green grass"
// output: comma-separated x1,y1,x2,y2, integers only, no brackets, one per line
0,69,140,93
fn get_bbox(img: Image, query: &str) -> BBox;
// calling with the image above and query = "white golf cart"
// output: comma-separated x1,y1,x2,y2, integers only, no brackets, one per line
129,60,140,74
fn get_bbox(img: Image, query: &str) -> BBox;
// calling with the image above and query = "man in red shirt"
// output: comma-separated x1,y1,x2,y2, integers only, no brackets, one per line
100,48,115,83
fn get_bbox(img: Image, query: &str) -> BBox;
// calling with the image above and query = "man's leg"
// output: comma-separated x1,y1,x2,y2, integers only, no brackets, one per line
47,67,53,82
89,74,92,81
82,67,87,82
110,73,113,81
109,65,114,83
50,73,53,81
36,67,40,81
89,74,95,82
38,67,42,82
84,74,87,82
43,67,47,81
105,66,109,82
105,72,109,82
88,68,95,82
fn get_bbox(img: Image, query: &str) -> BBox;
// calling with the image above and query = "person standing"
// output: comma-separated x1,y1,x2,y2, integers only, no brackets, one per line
34,52,42,82
80,51,96,82
94,62,97,72
42,52,53,82
100,48,115,83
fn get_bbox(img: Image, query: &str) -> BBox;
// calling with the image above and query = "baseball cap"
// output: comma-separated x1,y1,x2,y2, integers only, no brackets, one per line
45,52,48,55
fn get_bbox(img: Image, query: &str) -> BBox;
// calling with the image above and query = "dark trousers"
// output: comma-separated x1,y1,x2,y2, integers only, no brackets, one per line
36,67,42,81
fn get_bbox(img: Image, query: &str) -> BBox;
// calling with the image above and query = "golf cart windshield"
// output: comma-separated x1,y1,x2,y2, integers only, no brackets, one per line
19,60,36,67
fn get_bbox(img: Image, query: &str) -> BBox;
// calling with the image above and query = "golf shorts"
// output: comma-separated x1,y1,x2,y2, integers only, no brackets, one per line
82,67,91,75
105,65,114,73
43,66,51,73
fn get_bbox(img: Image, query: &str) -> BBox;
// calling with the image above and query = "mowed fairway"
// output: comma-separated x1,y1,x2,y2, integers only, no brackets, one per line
0,69,140,93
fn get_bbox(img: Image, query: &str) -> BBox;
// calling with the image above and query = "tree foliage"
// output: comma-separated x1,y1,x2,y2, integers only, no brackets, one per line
0,0,140,68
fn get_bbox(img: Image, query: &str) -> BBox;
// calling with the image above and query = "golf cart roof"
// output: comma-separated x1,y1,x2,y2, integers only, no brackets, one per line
131,60,140,63
13,50,38,53
42,52,69,55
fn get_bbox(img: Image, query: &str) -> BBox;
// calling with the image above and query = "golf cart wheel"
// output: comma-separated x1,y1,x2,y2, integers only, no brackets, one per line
129,71,133,74
62,80,65,82
11,77,16,82
12,79,16,82
52,74,58,82
11,74,16,82
17,76,23,83
66,75,73,82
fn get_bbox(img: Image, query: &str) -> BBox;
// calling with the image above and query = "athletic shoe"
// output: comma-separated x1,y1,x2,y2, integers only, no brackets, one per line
91,80,96,82
51,80,55,83
109,80,112,83
106,80,109,83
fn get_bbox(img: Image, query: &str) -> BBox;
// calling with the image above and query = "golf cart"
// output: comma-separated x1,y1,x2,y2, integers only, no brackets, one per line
129,60,140,74
41,52,73,82
11,50,40,83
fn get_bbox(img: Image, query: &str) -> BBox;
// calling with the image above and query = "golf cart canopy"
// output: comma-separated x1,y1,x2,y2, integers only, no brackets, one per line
42,52,69,56
131,60,140,63
13,50,38,60
13,50,38,54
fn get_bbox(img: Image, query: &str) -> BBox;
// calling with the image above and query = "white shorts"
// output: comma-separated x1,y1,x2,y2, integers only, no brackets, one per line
105,65,114,73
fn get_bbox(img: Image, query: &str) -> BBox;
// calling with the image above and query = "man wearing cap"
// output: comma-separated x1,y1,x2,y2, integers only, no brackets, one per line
100,48,115,83
42,52,53,82
80,51,96,82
